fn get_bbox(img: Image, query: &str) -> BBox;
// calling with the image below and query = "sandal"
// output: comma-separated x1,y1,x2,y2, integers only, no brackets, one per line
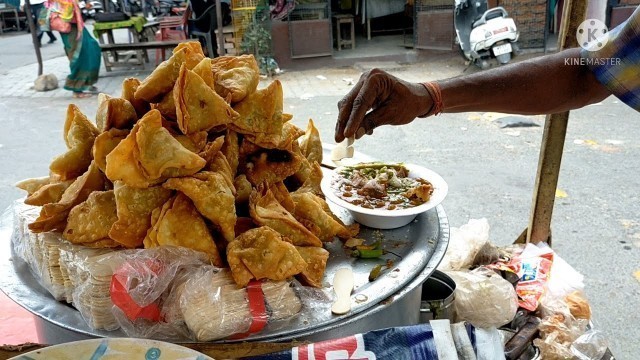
87,86,99,93
72,92,93,99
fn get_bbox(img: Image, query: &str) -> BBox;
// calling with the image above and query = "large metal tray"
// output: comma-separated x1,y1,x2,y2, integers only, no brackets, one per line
0,147,450,342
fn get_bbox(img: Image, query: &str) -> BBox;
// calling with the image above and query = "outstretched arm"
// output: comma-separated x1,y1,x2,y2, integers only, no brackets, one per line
335,48,611,142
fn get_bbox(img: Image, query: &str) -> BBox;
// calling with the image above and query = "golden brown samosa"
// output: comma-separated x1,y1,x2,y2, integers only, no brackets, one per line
227,226,307,287
249,185,322,247
295,246,329,288
156,90,177,120
95,97,138,132
122,77,151,118
135,110,206,179
292,160,324,196
192,57,214,89
233,174,252,206
270,181,295,213
24,180,74,206
291,192,356,241
244,121,305,150
174,131,208,153
174,64,239,134
63,190,120,248
230,80,284,139
15,176,51,195
29,162,107,233
299,119,322,164
163,171,236,244
144,193,223,267
93,128,129,174
109,181,173,248
104,123,150,188
210,54,260,103
221,130,239,177
135,42,205,103
49,105,100,181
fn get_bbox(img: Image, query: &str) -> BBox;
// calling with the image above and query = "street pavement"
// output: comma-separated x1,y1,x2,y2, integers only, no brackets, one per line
1,30,639,358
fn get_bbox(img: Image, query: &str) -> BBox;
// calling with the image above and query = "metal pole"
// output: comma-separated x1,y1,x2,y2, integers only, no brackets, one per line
215,0,224,57
523,0,588,245
23,0,43,76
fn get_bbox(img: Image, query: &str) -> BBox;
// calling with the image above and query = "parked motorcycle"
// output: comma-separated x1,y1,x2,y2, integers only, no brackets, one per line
454,0,519,69
79,0,104,20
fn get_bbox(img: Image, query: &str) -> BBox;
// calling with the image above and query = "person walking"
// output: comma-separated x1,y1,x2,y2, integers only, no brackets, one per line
46,0,102,98
20,0,57,46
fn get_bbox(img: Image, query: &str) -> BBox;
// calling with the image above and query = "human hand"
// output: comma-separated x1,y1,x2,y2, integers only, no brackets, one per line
335,69,433,142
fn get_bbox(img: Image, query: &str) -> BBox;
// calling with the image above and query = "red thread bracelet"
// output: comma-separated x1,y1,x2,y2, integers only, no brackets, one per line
419,81,444,117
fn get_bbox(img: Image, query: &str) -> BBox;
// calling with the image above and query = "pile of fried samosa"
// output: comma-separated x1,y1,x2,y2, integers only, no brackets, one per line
16,41,358,289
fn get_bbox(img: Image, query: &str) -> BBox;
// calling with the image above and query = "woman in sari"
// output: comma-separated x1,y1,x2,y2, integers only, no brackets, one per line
47,0,101,98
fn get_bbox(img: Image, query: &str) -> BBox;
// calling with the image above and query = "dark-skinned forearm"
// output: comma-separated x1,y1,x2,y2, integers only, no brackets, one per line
436,48,611,115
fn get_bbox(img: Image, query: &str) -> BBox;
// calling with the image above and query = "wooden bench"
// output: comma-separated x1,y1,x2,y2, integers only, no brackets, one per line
98,40,183,71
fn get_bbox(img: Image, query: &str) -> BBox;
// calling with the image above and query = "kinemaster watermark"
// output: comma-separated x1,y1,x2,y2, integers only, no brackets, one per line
564,19,621,66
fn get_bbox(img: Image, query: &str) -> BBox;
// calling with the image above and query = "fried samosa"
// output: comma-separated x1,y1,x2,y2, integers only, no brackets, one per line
24,179,74,206
174,64,239,134
233,174,252,206
63,190,120,247
122,77,151,118
249,185,322,247
210,54,260,103
295,246,329,288
174,131,208,153
221,130,239,177
135,42,205,102
15,176,51,195
243,121,305,150
229,80,284,138
49,104,100,180
292,160,324,196
163,171,237,244
93,128,129,174
291,192,356,241
156,90,177,120
104,122,150,188
29,161,107,233
109,181,173,248
192,57,214,89
299,119,322,164
135,109,206,179
144,193,223,267
270,181,295,213
227,226,307,287
95,97,137,132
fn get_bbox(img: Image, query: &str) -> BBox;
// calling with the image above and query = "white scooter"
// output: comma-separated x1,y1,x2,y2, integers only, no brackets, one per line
454,0,519,69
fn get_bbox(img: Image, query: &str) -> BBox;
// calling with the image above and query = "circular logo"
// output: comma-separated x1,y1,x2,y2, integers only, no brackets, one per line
577,19,609,51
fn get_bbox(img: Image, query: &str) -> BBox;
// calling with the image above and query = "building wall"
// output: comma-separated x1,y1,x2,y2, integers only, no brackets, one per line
498,0,547,48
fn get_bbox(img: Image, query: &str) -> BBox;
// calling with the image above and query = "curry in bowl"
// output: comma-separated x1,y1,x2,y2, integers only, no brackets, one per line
331,163,434,211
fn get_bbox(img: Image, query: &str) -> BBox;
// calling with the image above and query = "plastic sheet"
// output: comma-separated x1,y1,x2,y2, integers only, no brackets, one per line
438,218,490,271
446,267,518,329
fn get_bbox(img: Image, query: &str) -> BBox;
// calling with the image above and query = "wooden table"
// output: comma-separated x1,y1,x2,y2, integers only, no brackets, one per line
93,16,148,72
0,5,22,34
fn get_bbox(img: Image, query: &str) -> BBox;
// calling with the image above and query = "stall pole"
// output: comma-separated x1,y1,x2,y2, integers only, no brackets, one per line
24,0,44,76
215,0,224,57
520,0,588,245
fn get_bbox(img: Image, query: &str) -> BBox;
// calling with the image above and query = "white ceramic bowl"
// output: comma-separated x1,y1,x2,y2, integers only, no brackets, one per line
321,163,448,229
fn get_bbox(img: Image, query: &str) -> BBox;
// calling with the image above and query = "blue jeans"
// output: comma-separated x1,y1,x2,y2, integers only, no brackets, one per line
30,3,56,42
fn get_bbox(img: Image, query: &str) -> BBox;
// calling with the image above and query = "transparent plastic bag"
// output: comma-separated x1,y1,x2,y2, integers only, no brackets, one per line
438,218,490,271
571,330,609,360
446,267,518,328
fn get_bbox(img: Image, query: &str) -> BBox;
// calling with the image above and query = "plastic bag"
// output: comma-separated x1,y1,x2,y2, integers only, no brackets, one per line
438,218,490,271
446,267,518,328
571,330,609,360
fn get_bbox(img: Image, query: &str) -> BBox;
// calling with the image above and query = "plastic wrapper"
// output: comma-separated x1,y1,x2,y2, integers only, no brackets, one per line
488,243,553,311
179,266,304,341
446,267,518,328
438,218,490,271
